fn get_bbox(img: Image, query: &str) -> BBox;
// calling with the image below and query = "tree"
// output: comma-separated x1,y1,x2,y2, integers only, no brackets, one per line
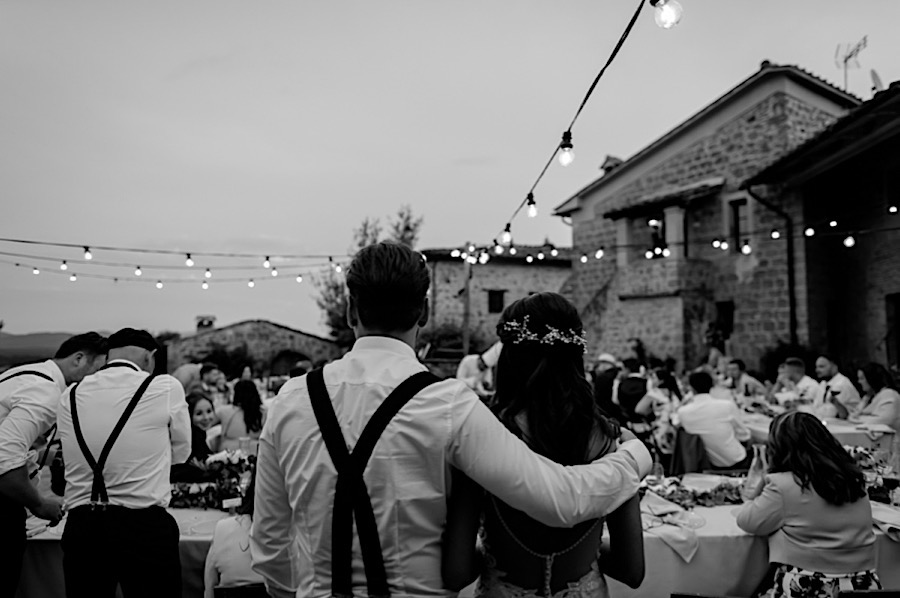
315,206,424,347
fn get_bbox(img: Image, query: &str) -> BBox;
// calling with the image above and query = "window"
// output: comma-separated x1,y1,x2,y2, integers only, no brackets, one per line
730,198,748,249
487,290,506,314
715,300,735,340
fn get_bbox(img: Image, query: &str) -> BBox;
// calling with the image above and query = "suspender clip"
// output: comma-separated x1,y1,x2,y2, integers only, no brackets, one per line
89,501,108,511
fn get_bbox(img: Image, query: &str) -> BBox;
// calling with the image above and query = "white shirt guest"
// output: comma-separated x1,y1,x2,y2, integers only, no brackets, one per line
812,356,861,418
251,242,651,598
57,328,191,597
678,371,751,468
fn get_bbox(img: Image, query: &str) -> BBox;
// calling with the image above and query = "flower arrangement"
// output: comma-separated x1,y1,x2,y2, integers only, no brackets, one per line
639,477,743,510
843,444,897,505
170,450,256,510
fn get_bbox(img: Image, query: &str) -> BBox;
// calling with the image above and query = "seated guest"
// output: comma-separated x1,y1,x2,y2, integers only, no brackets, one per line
456,349,494,400
593,353,621,420
725,359,766,398
736,412,880,595
677,371,751,469
171,393,219,483
851,362,900,434
204,473,266,598
615,358,652,418
783,357,818,404
217,381,264,453
812,355,861,419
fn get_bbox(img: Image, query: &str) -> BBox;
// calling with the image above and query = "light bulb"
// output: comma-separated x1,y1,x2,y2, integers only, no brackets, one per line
450,249,460,258
478,253,489,265
720,241,729,251
494,244,504,255
201,281,209,290
296,275,303,283
271,268,278,277
771,229,781,240
595,248,605,259
558,148,574,167
711,239,721,249
248,280,255,288
502,225,512,244
654,247,662,256
741,241,752,255
550,248,559,257
805,227,815,237
69,274,77,282
645,250,654,260
60,260,68,271
527,203,538,218
829,220,837,228
185,253,194,267
508,246,517,256
263,256,271,269
467,256,477,265
649,219,661,228
890,205,898,214
464,244,474,253
843,235,856,248
83,247,92,260
460,252,469,260
156,281,163,289
135,266,142,276
526,255,534,263
653,0,683,29
32,267,40,275
205,268,211,279
537,252,545,260
662,248,671,258
580,254,588,263
335,265,343,274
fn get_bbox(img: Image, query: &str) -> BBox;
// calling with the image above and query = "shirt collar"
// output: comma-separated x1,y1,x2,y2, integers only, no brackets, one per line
44,360,67,391
349,335,417,359
691,393,712,402
105,358,142,371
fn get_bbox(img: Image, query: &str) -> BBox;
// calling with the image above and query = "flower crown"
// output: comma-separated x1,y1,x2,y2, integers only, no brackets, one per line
498,315,587,352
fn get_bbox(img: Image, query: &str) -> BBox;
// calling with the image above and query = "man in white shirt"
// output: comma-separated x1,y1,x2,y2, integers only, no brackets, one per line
725,359,766,398
677,371,752,469
251,242,651,598
0,332,107,598
784,357,819,405
812,355,862,419
57,328,191,597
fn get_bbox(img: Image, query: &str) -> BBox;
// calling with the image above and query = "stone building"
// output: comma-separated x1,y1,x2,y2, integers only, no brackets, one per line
746,80,900,371
420,244,574,355
166,319,342,376
553,62,860,372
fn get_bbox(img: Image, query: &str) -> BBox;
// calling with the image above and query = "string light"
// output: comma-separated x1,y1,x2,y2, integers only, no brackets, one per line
32,267,39,275
712,239,721,249
580,254,589,263
645,250,654,260
662,247,671,258
263,256,271,269
185,253,194,267
134,266,142,276
271,268,279,277
83,247,92,260
595,247,605,259
155,281,163,289
653,247,662,256
296,275,303,283
494,243,505,255
829,220,837,228
460,251,469,260
537,251,545,260
526,254,534,263
557,131,574,167
550,247,559,257
205,268,212,279
467,244,476,253
770,229,781,240
248,280,255,288
509,246,517,256
526,194,537,218
720,240,729,251
805,227,815,237
60,260,68,271
649,219,661,228
741,240,752,255
201,281,209,290
650,0,683,29
890,205,898,214
478,252,490,265
450,249,461,258
843,235,856,248
335,264,343,274
69,274,77,282
502,224,513,245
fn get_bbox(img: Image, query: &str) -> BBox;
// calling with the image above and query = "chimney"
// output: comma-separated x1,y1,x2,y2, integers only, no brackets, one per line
600,155,624,175
196,315,216,332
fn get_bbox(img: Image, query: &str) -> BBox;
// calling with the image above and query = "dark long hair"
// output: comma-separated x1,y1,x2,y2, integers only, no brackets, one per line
494,292,617,466
859,362,896,396
232,380,263,433
767,412,866,506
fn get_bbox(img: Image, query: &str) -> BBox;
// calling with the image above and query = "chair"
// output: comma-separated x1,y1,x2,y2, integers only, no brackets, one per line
667,428,710,476
213,584,271,598
838,592,900,597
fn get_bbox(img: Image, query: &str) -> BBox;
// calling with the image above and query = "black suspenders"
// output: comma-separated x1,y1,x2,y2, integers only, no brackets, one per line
306,367,441,598
69,363,154,508
1,369,59,479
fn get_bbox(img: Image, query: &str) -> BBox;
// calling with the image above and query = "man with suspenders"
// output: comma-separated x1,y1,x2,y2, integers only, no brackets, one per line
252,242,652,598
56,328,192,597
0,332,108,598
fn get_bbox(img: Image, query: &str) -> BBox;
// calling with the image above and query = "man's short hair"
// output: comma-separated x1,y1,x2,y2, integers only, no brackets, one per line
54,332,108,359
818,354,836,365
346,242,430,332
688,371,714,394
621,358,641,373
784,357,806,371
730,359,746,372
200,362,221,378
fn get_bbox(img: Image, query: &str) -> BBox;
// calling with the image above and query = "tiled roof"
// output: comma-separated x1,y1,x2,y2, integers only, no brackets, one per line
604,176,725,220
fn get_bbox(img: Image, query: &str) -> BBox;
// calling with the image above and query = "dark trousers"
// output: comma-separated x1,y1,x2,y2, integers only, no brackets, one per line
62,505,181,598
0,497,26,598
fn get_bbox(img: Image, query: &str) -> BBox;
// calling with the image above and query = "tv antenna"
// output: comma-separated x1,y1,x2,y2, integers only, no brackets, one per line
871,69,885,94
835,35,868,91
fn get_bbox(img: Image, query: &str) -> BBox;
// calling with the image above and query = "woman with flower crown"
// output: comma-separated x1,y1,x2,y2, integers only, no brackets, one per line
442,292,644,597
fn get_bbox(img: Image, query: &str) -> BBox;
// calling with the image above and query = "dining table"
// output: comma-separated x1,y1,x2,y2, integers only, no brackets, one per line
743,411,895,452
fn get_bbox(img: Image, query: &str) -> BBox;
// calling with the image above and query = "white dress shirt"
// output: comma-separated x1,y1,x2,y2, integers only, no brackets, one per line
0,360,66,478
795,375,819,401
250,336,650,598
57,359,191,509
204,515,265,598
813,372,862,417
677,393,751,467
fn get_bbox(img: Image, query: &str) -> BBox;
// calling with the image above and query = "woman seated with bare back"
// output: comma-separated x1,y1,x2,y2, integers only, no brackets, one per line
442,292,644,598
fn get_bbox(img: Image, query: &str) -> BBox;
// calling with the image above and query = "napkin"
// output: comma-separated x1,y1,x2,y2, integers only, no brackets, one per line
641,491,700,563
871,503,900,542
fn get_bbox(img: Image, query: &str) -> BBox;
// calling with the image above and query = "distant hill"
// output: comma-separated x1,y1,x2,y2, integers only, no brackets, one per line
0,332,72,367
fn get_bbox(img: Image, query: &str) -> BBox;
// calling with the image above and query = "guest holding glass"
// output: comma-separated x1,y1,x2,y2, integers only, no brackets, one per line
737,412,881,596
812,355,861,419
217,380,264,453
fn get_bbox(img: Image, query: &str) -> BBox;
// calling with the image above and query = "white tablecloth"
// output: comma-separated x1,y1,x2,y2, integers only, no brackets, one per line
744,413,894,451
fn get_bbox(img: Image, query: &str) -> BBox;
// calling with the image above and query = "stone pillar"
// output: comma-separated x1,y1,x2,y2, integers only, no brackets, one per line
616,219,631,268
664,205,686,261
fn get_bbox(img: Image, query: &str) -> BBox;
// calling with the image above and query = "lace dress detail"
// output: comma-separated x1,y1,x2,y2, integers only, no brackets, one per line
476,497,609,598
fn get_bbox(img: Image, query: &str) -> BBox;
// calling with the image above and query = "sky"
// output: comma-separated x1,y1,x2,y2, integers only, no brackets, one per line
1,0,898,337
